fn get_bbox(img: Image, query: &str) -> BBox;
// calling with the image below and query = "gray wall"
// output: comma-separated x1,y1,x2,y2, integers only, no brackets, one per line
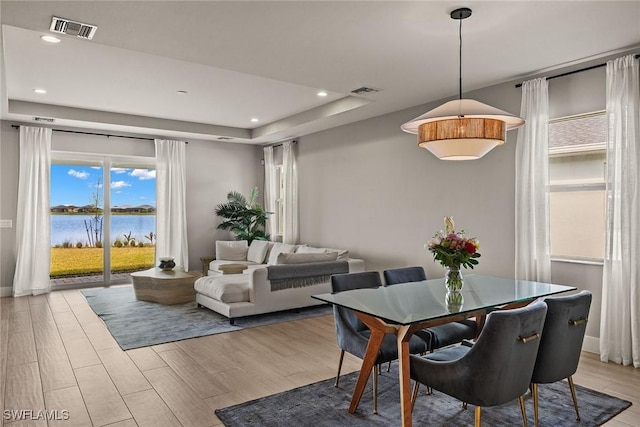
296,64,607,344
0,122,20,295
0,122,262,295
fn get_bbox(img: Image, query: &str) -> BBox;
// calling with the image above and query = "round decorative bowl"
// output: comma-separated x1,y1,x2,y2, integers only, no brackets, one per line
158,257,175,271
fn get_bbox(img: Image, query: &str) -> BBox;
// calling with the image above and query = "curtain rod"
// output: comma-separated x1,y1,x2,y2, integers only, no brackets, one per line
267,139,297,149
515,53,640,88
10,125,189,143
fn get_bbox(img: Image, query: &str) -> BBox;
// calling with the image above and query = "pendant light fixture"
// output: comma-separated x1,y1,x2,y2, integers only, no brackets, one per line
401,7,525,160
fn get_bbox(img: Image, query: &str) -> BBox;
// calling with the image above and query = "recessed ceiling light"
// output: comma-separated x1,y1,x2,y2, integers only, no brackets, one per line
40,35,61,43
176,90,188,95
317,91,328,97
251,118,259,123
33,88,47,94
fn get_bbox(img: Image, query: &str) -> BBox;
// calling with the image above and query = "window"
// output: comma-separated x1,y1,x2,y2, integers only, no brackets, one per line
50,152,156,287
549,112,606,260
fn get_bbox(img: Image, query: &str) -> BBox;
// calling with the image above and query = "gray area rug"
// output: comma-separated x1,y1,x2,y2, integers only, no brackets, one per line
82,286,332,350
215,364,631,426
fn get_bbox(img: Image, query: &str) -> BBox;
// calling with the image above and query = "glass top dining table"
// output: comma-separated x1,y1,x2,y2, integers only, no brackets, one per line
312,274,576,427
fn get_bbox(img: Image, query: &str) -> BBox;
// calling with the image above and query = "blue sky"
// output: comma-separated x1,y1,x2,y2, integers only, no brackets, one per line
51,164,156,207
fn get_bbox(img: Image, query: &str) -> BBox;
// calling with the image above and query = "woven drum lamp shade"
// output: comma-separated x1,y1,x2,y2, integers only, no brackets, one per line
401,99,525,161
418,118,505,160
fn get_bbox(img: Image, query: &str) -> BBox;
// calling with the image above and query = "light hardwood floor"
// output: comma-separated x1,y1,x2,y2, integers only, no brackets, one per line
1,289,638,426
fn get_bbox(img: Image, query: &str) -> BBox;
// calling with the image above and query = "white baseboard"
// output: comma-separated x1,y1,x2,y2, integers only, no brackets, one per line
1,286,12,297
582,335,600,354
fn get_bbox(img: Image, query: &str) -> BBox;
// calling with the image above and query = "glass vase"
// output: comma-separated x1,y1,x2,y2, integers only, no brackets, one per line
445,291,464,313
444,266,464,292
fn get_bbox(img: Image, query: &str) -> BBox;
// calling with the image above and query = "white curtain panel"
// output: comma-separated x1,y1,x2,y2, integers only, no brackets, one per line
155,139,189,271
13,126,52,297
282,141,299,244
600,54,640,368
514,78,551,282
263,146,278,238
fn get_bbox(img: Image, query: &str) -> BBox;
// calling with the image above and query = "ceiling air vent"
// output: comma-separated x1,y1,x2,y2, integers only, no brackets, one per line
350,86,381,95
33,116,55,123
50,16,97,40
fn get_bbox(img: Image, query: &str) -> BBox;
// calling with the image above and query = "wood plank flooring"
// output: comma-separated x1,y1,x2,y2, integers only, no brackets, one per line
1,289,638,426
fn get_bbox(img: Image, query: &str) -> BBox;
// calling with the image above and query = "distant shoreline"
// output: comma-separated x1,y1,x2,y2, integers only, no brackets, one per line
50,212,156,215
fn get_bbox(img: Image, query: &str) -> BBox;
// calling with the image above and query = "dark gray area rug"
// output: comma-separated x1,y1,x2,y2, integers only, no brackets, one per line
215,364,631,426
82,286,332,350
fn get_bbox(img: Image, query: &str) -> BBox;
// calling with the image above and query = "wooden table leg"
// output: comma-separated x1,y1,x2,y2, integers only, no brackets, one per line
398,325,414,427
348,327,385,413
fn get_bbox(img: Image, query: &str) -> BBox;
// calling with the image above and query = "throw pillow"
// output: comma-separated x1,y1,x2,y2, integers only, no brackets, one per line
325,248,350,260
296,245,350,260
216,240,249,261
267,242,297,265
247,240,271,264
276,252,339,265
295,246,326,254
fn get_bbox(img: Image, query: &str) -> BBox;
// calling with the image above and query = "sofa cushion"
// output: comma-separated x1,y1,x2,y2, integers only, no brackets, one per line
276,252,339,265
247,240,271,264
296,245,350,260
295,246,326,254
194,276,250,303
216,240,248,261
267,242,297,265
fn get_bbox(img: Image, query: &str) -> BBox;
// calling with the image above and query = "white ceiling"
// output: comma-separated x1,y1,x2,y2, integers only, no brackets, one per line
1,1,639,144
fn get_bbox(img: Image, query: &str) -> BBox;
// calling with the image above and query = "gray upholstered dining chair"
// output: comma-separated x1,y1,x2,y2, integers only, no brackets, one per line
383,266,477,350
409,300,548,427
530,290,592,427
331,271,429,414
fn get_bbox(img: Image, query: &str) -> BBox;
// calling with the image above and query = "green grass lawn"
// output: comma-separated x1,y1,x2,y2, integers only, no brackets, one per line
50,247,155,277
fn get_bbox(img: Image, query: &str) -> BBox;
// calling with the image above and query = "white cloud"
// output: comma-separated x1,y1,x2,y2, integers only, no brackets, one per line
90,183,103,189
90,166,101,170
111,181,131,189
130,169,156,180
111,167,129,174
115,190,122,194
68,169,89,179
140,196,146,200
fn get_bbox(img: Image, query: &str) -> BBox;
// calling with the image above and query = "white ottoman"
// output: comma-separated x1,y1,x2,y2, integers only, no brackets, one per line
194,275,254,324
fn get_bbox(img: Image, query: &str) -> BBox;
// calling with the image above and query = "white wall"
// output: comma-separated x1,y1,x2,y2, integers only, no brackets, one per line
0,122,262,295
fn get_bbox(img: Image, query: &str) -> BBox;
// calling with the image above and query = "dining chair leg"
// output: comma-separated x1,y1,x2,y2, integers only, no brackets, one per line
519,395,528,427
474,406,481,427
387,361,392,372
334,350,345,387
411,381,420,410
532,383,539,427
373,365,379,414
568,376,581,421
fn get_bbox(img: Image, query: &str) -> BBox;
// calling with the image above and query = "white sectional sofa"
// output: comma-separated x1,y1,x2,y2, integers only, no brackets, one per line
194,240,365,323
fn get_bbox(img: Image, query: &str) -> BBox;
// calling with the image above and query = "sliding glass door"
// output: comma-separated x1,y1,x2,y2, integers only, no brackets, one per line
50,161,105,285
50,153,155,288
109,163,156,280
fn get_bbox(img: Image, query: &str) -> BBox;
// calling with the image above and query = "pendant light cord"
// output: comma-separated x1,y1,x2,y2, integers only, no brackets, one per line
459,16,463,100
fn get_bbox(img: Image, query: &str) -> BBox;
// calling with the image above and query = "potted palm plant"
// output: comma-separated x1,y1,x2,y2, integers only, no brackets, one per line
215,187,271,243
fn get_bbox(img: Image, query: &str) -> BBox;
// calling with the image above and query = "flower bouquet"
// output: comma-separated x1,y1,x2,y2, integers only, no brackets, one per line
426,217,480,292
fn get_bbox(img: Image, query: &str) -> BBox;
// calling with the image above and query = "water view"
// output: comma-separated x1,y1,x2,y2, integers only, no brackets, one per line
51,214,156,246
